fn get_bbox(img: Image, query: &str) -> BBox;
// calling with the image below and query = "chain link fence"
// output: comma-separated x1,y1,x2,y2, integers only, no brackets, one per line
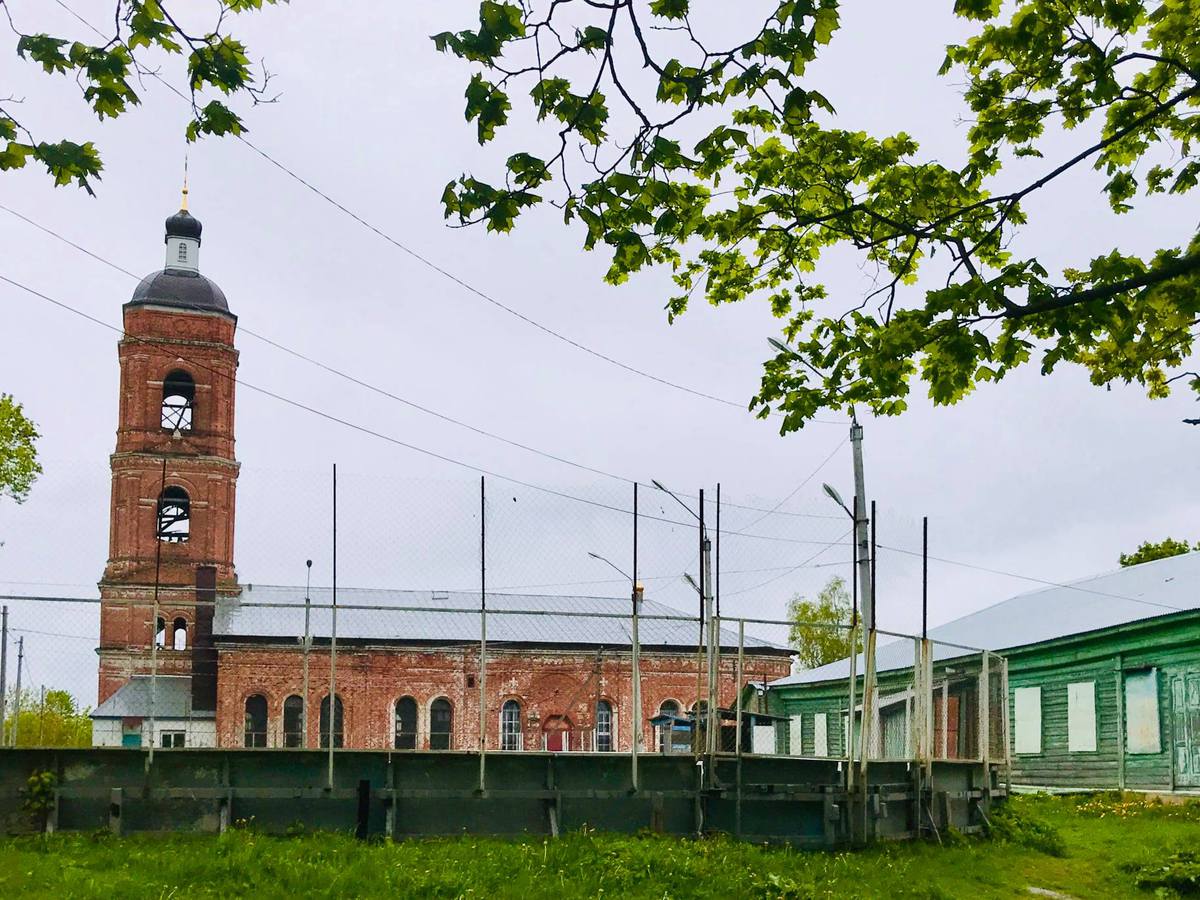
0,462,1007,782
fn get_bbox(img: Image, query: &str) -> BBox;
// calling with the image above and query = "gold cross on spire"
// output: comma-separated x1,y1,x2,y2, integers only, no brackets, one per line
181,155,189,211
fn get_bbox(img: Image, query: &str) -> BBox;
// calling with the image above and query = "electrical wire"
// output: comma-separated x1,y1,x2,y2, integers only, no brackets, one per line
876,544,1187,612
0,201,844,524
0,271,844,548
49,0,847,428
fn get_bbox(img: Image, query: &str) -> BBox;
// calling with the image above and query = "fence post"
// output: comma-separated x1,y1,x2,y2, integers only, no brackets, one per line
631,584,642,791
735,619,744,838
478,475,487,794
328,463,337,790
979,651,990,768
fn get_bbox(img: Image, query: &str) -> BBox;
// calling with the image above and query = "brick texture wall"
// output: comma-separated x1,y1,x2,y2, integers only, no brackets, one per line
98,303,239,703
215,644,792,751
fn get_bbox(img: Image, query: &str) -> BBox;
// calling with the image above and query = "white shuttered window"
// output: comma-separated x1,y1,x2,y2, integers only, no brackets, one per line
1124,669,1161,754
814,712,828,757
1014,686,1042,754
1067,681,1097,752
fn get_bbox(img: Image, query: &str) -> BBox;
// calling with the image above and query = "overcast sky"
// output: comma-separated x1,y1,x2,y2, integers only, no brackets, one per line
1,2,1196,705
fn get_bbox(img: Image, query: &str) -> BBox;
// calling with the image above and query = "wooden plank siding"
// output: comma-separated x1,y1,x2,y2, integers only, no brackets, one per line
767,609,1200,792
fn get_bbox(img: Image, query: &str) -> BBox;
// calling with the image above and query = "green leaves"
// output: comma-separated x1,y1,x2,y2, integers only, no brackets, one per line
7,2,279,192
466,74,511,143
0,393,43,504
435,1,1200,429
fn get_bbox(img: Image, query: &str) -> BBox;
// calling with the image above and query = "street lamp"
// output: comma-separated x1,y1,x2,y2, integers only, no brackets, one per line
821,482,853,520
587,551,631,583
682,573,700,595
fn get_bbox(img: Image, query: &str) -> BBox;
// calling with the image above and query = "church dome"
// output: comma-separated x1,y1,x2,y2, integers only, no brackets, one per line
130,268,231,315
165,208,203,241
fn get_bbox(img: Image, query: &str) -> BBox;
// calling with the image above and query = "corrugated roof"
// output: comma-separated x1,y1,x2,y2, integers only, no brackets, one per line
773,550,1200,687
91,675,214,719
214,585,789,654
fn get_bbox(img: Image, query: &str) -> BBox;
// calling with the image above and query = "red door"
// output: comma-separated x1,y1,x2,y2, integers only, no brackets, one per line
546,729,564,752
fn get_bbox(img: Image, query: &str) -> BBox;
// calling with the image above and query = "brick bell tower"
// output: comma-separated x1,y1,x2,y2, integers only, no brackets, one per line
97,187,239,707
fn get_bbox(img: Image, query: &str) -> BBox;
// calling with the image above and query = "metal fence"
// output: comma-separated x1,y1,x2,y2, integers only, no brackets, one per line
0,463,1009,798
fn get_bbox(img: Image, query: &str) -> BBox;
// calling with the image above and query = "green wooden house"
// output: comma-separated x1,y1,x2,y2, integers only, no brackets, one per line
767,551,1200,793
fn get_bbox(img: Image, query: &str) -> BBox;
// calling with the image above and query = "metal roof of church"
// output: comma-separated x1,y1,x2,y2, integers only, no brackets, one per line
773,550,1200,687
214,584,790,654
129,268,231,315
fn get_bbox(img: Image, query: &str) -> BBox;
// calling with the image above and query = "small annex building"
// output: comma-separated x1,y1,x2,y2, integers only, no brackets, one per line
768,551,1200,793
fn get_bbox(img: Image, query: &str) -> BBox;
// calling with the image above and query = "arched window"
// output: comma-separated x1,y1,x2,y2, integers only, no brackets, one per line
430,698,452,750
320,694,344,749
283,695,304,748
172,617,187,651
156,486,190,543
161,370,194,432
501,699,522,751
154,616,166,648
394,696,417,750
658,700,680,752
595,700,614,752
244,694,268,748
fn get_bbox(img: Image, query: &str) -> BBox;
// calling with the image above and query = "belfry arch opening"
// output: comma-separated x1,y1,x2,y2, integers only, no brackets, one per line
156,486,190,543
161,370,194,432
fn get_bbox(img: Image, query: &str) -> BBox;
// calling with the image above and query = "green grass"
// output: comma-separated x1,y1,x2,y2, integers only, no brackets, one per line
1,794,1198,898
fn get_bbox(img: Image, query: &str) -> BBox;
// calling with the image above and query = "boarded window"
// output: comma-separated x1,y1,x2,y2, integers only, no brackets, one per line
751,724,775,755
789,715,803,755
814,712,828,757
1068,681,1097,752
1014,686,1041,754
1125,670,1161,754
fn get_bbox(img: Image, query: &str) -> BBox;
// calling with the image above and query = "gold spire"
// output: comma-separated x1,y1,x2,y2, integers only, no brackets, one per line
181,156,189,211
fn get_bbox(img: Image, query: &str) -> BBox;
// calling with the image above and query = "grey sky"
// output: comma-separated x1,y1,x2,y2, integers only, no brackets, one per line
1,2,1196,706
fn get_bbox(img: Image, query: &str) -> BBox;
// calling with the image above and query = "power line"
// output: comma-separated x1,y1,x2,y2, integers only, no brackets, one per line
0,271,844,548
723,528,853,598
0,201,844,524
49,0,847,428
876,544,1186,612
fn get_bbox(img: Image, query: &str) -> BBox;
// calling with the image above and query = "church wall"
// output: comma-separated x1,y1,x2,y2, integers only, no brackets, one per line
214,645,791,751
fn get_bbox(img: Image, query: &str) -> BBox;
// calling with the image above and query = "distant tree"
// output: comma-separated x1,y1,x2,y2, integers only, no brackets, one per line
0,394,42,504
787,576,855,670
1119,537,1198,567
4,688,92,747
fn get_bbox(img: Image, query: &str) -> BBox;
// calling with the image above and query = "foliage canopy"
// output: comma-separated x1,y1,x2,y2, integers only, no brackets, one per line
1119,535,1198,567
0,394,42,504
434,1,1200,430
786,575,854,669
1,1,280,194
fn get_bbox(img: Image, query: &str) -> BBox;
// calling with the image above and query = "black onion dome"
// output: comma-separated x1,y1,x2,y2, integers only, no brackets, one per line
129,269,231,315
165,208,202,242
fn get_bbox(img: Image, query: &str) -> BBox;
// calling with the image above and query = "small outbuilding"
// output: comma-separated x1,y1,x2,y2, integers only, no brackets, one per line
768,551,1200,793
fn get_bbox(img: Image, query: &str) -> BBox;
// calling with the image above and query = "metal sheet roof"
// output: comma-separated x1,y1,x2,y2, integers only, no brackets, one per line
91,675,213,719
214,584,789,654
773,550,1200,687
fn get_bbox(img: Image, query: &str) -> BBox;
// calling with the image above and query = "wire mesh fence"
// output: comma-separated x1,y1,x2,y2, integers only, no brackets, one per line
0,462,1008,780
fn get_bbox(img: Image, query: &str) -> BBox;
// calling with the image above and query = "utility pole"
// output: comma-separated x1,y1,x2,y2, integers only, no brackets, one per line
850,418,873,628
0,605,7,746
12,635,23,747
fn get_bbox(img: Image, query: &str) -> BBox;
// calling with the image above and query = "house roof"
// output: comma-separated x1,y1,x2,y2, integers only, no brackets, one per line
773,550,1200,687
91,675,214,719
214,584,791,655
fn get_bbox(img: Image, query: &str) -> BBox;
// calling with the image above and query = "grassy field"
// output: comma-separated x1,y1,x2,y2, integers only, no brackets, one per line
1,793,1198,898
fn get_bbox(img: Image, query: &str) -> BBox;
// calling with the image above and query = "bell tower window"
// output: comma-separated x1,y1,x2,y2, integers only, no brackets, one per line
156,486,190,543
161,370,195,432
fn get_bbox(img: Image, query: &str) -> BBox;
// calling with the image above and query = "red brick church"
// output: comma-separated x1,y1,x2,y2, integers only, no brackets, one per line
90,197,792,752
